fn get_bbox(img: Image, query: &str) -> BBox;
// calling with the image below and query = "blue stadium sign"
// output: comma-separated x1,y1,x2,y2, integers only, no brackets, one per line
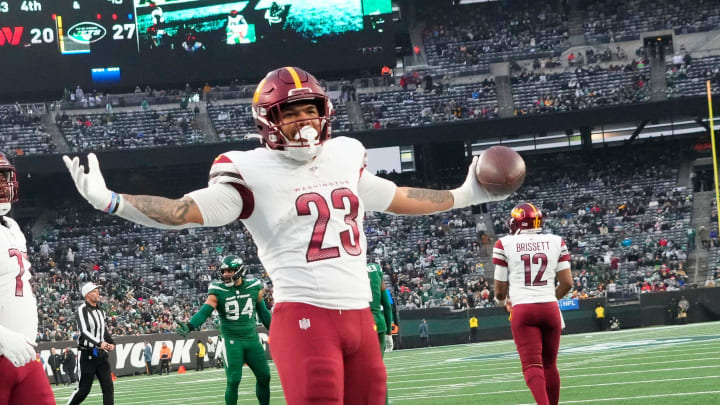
558,298,579,311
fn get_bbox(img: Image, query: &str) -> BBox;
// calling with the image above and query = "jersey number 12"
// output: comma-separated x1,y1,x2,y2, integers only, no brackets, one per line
521,253,548,286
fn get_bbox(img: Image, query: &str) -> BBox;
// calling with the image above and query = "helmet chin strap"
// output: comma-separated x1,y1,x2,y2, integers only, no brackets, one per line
0,203,11,216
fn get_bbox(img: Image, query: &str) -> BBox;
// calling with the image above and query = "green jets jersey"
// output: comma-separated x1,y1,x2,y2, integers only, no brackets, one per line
208,279,263,340
367,263,386,334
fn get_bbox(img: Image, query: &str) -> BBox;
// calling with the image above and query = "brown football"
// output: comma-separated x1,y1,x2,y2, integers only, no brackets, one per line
475,146,526,195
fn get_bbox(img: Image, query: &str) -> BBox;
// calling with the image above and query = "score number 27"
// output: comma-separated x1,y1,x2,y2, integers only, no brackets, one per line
112,24,135,40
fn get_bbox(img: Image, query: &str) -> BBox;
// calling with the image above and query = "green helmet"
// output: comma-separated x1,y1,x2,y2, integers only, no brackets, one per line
218,255,246,287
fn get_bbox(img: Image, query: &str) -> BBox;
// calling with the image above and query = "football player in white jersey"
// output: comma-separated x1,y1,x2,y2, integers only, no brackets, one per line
63,66,509,405
0,152,55,405
226,10,250,44
493,203,573,405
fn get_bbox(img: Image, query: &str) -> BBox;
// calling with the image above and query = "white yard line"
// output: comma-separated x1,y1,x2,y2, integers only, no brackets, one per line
514,390,720,404
393,375,720,399
389,363,720,386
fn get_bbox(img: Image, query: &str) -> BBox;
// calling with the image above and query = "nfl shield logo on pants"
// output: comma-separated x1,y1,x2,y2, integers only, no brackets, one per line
299,318,311,330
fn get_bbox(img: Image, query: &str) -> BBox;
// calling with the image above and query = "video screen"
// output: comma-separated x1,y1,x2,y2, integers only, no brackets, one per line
0,0,394,97
134,0,384,53
135,1,257,53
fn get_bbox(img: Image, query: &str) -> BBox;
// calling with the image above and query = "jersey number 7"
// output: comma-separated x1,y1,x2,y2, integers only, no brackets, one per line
521,253,548,286
9,249,27,297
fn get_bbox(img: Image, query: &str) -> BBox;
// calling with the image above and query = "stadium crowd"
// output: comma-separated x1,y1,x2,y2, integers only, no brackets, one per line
512,60,651,115
419,0,568,68
583,0,720,43
58,108,205,152
0,104,56,155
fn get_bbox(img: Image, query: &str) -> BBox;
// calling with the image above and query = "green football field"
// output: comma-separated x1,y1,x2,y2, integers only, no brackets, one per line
53,321,720,404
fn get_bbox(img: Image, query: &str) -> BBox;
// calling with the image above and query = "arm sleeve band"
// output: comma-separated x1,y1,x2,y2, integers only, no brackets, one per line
494,265,509,281
256,298,272,330
186,183,243,226
381,289,394,332
189,304,215,330
358,171,397,212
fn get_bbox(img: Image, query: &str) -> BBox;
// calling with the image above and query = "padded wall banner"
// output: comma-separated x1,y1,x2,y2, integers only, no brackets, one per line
37,328,269,378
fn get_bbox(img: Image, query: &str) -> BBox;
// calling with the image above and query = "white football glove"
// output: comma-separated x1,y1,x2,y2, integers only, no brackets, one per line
385,334,394,352
451,156,511,209
63,153,116,213
0,325,36,367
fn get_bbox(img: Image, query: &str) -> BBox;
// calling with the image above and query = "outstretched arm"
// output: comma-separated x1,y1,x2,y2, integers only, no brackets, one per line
178,295,218,336
386,188,454,215
359,156,509,216
64,153,241,229
121,195,203,227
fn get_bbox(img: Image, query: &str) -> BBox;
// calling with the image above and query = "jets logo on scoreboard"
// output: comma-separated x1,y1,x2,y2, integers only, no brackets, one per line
67,22,106,44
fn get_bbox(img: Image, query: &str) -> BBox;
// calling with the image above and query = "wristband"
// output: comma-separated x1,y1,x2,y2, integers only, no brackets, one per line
495,297,506,307
104,192,121,214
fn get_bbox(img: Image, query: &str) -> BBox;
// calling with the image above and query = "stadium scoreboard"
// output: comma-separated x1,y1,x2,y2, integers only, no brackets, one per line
0,0,394,94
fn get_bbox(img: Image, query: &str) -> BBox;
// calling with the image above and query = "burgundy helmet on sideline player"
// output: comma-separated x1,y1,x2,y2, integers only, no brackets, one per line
0,152,19,216
251,67,333,161
508,202,543,234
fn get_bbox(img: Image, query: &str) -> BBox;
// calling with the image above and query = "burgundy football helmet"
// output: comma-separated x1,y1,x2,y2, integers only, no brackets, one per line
252,67,332,160
0,152,18,215
508,202,542,234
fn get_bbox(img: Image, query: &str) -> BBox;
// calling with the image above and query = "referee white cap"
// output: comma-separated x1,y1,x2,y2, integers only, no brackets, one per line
81,282,101,298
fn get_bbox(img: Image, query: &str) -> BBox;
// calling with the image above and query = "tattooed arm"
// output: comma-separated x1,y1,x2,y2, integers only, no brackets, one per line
121,195,204,227
359,156,509,216
114,183,243,229
64,153,242,230
385,188,455,215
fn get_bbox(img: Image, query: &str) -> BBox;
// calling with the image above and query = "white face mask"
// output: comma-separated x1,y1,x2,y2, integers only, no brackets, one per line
284,126,323,162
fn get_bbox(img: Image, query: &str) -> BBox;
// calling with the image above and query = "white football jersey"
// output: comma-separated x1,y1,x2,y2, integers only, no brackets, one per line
493,231,570,306
0,217,38,342
208,137,373,309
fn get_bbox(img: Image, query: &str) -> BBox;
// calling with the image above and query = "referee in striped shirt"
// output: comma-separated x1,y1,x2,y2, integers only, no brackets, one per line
67,282,116,405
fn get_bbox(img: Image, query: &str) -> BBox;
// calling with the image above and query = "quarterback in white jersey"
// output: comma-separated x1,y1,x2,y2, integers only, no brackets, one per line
0,152,54,405
493,202,572,405
64,66,510,405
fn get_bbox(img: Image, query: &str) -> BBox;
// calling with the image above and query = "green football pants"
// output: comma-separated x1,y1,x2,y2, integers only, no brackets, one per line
222,337,270,405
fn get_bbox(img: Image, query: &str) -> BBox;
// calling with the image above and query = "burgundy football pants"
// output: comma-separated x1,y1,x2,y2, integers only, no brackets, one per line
270,303,387,405
511,302,562,405
0,356,56,405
